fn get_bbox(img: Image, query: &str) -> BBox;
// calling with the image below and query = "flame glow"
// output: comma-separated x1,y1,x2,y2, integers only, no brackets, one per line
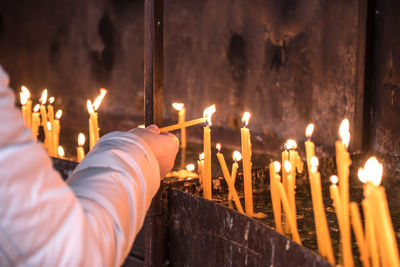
47,121,52,130
339,118,350,147
21,86,31,98
20,92,28,105
48,97,55,104
284,160,292,173
138,125,145,128
285,139,297,150
33,104,40,112
242,112,251,126
310,156,319,173
55,110,62,119
199,153,205,161
78,133,85,146
233,151,242,162
306,124,314,139
203,104,216,126
359,156,383,186
186,164,195,172
93,88,107,111
172,103,184,111
216,143,221,152
87,100,94,114
274,161,281,173
40,89,48,105
330,175,338,184
58,146,65,158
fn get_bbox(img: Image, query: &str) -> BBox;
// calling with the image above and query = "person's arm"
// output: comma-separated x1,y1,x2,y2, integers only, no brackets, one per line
0,65,178,266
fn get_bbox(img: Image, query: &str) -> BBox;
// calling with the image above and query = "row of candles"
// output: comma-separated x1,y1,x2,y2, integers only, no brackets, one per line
19,86,107,161
168,104,399,267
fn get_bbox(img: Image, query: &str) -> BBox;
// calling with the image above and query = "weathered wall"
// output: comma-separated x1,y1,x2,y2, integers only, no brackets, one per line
0,0,366,151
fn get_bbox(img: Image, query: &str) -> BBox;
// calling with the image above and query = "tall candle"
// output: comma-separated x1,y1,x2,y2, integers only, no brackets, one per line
46,122,55,156
269,161,282,234
305,123,316,170
229,151,241,202
172,103,186,149
31,104,41,140
20,86,32,128
350,202,370,267
197,153,204,184
39,89,49,149
89,88,107,148
216,144,244,214
284,160,297,234
20,92,28,125
203,105,216,200
241,112,254,216
362,198,379,267
47,96,55,127
77,133,86,162
87,100,96,149
310,157,335,265
53,109,62,150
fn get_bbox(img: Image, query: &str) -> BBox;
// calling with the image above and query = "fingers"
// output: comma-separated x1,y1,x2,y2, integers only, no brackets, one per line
146,124,160,134
162,132,179,147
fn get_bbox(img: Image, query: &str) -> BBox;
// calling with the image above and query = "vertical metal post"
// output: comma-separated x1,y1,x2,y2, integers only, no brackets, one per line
144,0,165,266
144,0,163,127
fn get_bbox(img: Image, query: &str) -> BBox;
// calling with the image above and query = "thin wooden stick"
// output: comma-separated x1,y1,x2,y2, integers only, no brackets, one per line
160,118,205,132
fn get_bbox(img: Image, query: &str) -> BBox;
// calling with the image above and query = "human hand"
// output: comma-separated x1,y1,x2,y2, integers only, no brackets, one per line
130,125,179,179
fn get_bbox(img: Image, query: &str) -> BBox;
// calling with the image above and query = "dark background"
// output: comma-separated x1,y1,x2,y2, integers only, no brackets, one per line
0,0,398,157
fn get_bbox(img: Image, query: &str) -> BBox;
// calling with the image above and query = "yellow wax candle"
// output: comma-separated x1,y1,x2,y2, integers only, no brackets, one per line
53,109,62,150
31,104,41,140
284,160,297,234
172,103,187,149
216,144,244,214
90,88,107,146
269,161,282,234
241,112,254,216
20,86,32,127
92,112,100,143
229,151,241,202
46,122,55,156
310,157,335,265
57,145,65,159
202,105,216,200
276,180,301,244
77,133,86,162
160,118,206,132
47,96,55,126
362,198,379,267
197,153,204,184
87,100,96,149
20,92,27,125
39,89,49,149
350,202,370,267
305,123,315,170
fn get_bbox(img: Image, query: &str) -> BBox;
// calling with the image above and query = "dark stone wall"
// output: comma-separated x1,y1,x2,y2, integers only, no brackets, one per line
0,0,366,151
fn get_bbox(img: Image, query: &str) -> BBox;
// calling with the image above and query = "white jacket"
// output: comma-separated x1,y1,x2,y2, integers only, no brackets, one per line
0,66,160,266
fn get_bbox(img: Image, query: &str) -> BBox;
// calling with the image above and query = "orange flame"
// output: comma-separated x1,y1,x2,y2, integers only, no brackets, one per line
55,110,62,119
20,92,28,105
21,86,31,99
233,151,242,162
57,146,65,158
33,104,40,112
274,161,281,173
203,104,216,126
310,156,319,173
172,103,184,111
186,164,195,172
284,160,292,173
285,139,297,150
306,123,314,139
359,156,383,186
47,121,52,130
48,97,55,104
93,88,107,111
339,118,350,148
78,133,85,146
40,89,48,105
330,175,338,184
242,112,251,126
87,100,94,114
199,153,205,161
216,143,221,152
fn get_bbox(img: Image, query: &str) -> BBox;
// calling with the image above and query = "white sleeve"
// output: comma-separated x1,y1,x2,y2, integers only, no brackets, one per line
0,65,160,267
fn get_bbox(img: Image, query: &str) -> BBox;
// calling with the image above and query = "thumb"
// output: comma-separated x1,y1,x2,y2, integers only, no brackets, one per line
146,124,160,134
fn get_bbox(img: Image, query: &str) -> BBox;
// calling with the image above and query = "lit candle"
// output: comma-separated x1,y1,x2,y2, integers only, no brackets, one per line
91,88,107,144
269,161,282,234
20,86,32,128
46,122,55,156
305,123,316,170
203,105,216,200
216,144,244,214
31,104,41,140
284,160,297,234
241,111,254,216
335,118,353,267
362,197,379,267
39,90,49,149
57,145,65,159
350,202,370,267
172,103,186,149
310,157,335,265
53,109,62,150
359,157,400,267
77,133,86,162
276,178,302,245
197,153,204,184
228,151,241,202
47,96,55,127
87,100,95,149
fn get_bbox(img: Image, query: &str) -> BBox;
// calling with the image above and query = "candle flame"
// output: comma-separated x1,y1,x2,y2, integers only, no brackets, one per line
360,156,383,186
330,175,338,185
199,153,205,161
274,161,281,173
58,146,65,158
339,118,350,147
284,160,292,173
216,143,221,152
40,89,48,105
358,168,367,184
242,112,251,126
305,124,314,138
172,103,184,111
285,139,297,150
55,109,62,119
186,164,195,172
78,133,85,146
21,86,31,99
203,104,216,126
93,88,107,111
48,97,55,104
33,104,40,112
138,125,145,128
310,156,319,173
87,100,94,114
20,92,28,105
47,121,52,130
233,151,242,162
